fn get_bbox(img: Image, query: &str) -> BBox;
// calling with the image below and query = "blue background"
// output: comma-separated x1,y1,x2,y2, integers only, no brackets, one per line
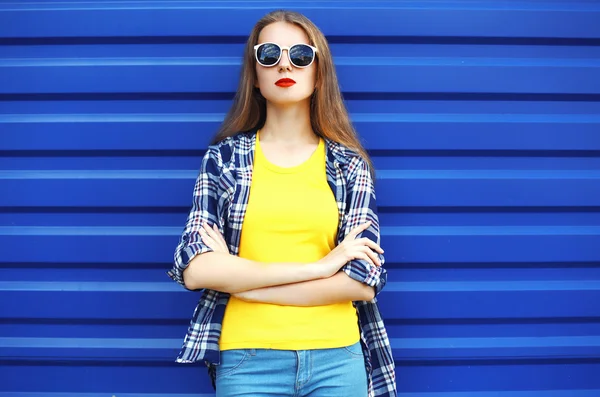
1,1,600,396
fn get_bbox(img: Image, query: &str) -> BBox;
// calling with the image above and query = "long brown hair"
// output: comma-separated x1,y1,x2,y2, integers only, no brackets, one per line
211,10,373,173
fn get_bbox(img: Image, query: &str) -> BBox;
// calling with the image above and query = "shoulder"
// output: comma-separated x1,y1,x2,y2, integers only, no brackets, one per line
325,138,358,163
206,131,256,167
325,138,371,176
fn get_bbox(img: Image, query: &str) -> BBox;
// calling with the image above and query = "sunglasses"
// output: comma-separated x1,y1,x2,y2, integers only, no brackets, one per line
254,42,318,68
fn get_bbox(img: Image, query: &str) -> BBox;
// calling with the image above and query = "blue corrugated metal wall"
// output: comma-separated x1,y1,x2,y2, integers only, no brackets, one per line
1,1,600,396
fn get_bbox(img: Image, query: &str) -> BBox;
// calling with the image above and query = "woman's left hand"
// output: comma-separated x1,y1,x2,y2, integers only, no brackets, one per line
199,222,230,254
199,222,252,299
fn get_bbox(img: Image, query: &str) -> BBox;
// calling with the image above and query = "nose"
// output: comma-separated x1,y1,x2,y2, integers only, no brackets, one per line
278,49,292,72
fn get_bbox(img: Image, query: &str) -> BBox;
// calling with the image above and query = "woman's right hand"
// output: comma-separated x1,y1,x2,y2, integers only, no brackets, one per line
199,221,230,254
315,221,384,278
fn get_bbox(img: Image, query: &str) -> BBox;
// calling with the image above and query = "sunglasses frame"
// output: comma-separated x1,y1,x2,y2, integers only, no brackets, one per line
253,42,318,68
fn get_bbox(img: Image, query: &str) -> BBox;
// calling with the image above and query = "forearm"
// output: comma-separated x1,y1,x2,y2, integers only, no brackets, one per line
182,252,324,293
235,272,375,306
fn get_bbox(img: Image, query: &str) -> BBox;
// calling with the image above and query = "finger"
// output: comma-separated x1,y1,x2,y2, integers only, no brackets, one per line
363,246,382,267
212,223,228,246
199,228,216,248
202,223,225,247
355,251,375,267
206,223,229,252
203,222,219,238
350,248,375,267
346,221,372,239
357,237,384,254
214,236,228,252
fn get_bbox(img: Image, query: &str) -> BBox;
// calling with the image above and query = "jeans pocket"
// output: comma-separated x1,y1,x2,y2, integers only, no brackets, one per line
216,349,249,379
342,341,364,359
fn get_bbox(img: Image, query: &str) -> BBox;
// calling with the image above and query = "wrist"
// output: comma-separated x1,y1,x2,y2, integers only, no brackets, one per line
305,262,327,280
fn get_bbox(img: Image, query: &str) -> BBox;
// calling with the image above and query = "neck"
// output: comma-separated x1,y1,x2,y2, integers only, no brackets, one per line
259,99,317,144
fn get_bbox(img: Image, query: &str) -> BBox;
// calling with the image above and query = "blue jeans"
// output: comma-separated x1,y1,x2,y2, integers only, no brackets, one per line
215,341,368,397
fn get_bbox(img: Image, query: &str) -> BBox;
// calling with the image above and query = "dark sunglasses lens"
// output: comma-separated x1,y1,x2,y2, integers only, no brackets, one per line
257,43,281,66
290,44,315,67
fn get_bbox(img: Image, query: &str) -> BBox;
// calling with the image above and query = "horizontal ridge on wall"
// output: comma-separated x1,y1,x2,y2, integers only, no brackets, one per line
4,36,600,46
2,2,600,38
2,284,600,319
3,93,600,102
1,176,598,207
2,335,600,360
2,62,599,94
2,113,600,150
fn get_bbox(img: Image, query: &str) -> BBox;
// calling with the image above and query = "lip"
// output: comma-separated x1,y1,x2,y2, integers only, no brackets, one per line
275,78,296,87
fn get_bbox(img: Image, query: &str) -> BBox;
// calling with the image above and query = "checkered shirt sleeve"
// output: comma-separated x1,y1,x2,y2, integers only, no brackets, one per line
167,146,222,288
340,156,387,296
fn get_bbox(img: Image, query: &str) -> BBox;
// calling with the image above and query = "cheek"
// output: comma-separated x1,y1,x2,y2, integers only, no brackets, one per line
255,67,273,88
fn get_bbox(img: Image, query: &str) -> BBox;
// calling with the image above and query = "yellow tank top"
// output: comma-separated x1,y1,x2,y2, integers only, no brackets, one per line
219,132,360,350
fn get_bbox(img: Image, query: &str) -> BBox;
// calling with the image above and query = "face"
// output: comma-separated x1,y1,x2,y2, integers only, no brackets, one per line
254,21,317,107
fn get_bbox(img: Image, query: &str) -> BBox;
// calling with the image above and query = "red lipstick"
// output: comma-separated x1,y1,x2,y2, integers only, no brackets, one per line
275,78,296,87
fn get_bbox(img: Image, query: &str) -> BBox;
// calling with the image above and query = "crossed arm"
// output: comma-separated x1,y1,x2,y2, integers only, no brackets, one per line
183,222,381,305
172,148,384,306
235,272,375,306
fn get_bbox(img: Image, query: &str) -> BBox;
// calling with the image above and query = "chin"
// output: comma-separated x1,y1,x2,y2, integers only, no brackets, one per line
269,98,310,107
261,91,313,107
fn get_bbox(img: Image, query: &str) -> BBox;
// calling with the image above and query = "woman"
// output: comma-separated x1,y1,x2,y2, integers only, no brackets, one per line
168,9,396,397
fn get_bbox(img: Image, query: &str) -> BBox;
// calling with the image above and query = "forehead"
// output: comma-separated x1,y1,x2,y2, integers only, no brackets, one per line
258,21,310,45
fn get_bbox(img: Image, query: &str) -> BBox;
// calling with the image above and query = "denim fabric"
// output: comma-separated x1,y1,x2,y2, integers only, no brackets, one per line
215,341,368,397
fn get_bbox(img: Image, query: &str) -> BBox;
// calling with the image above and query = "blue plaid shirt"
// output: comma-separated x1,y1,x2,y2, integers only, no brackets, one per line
168,131,396,397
